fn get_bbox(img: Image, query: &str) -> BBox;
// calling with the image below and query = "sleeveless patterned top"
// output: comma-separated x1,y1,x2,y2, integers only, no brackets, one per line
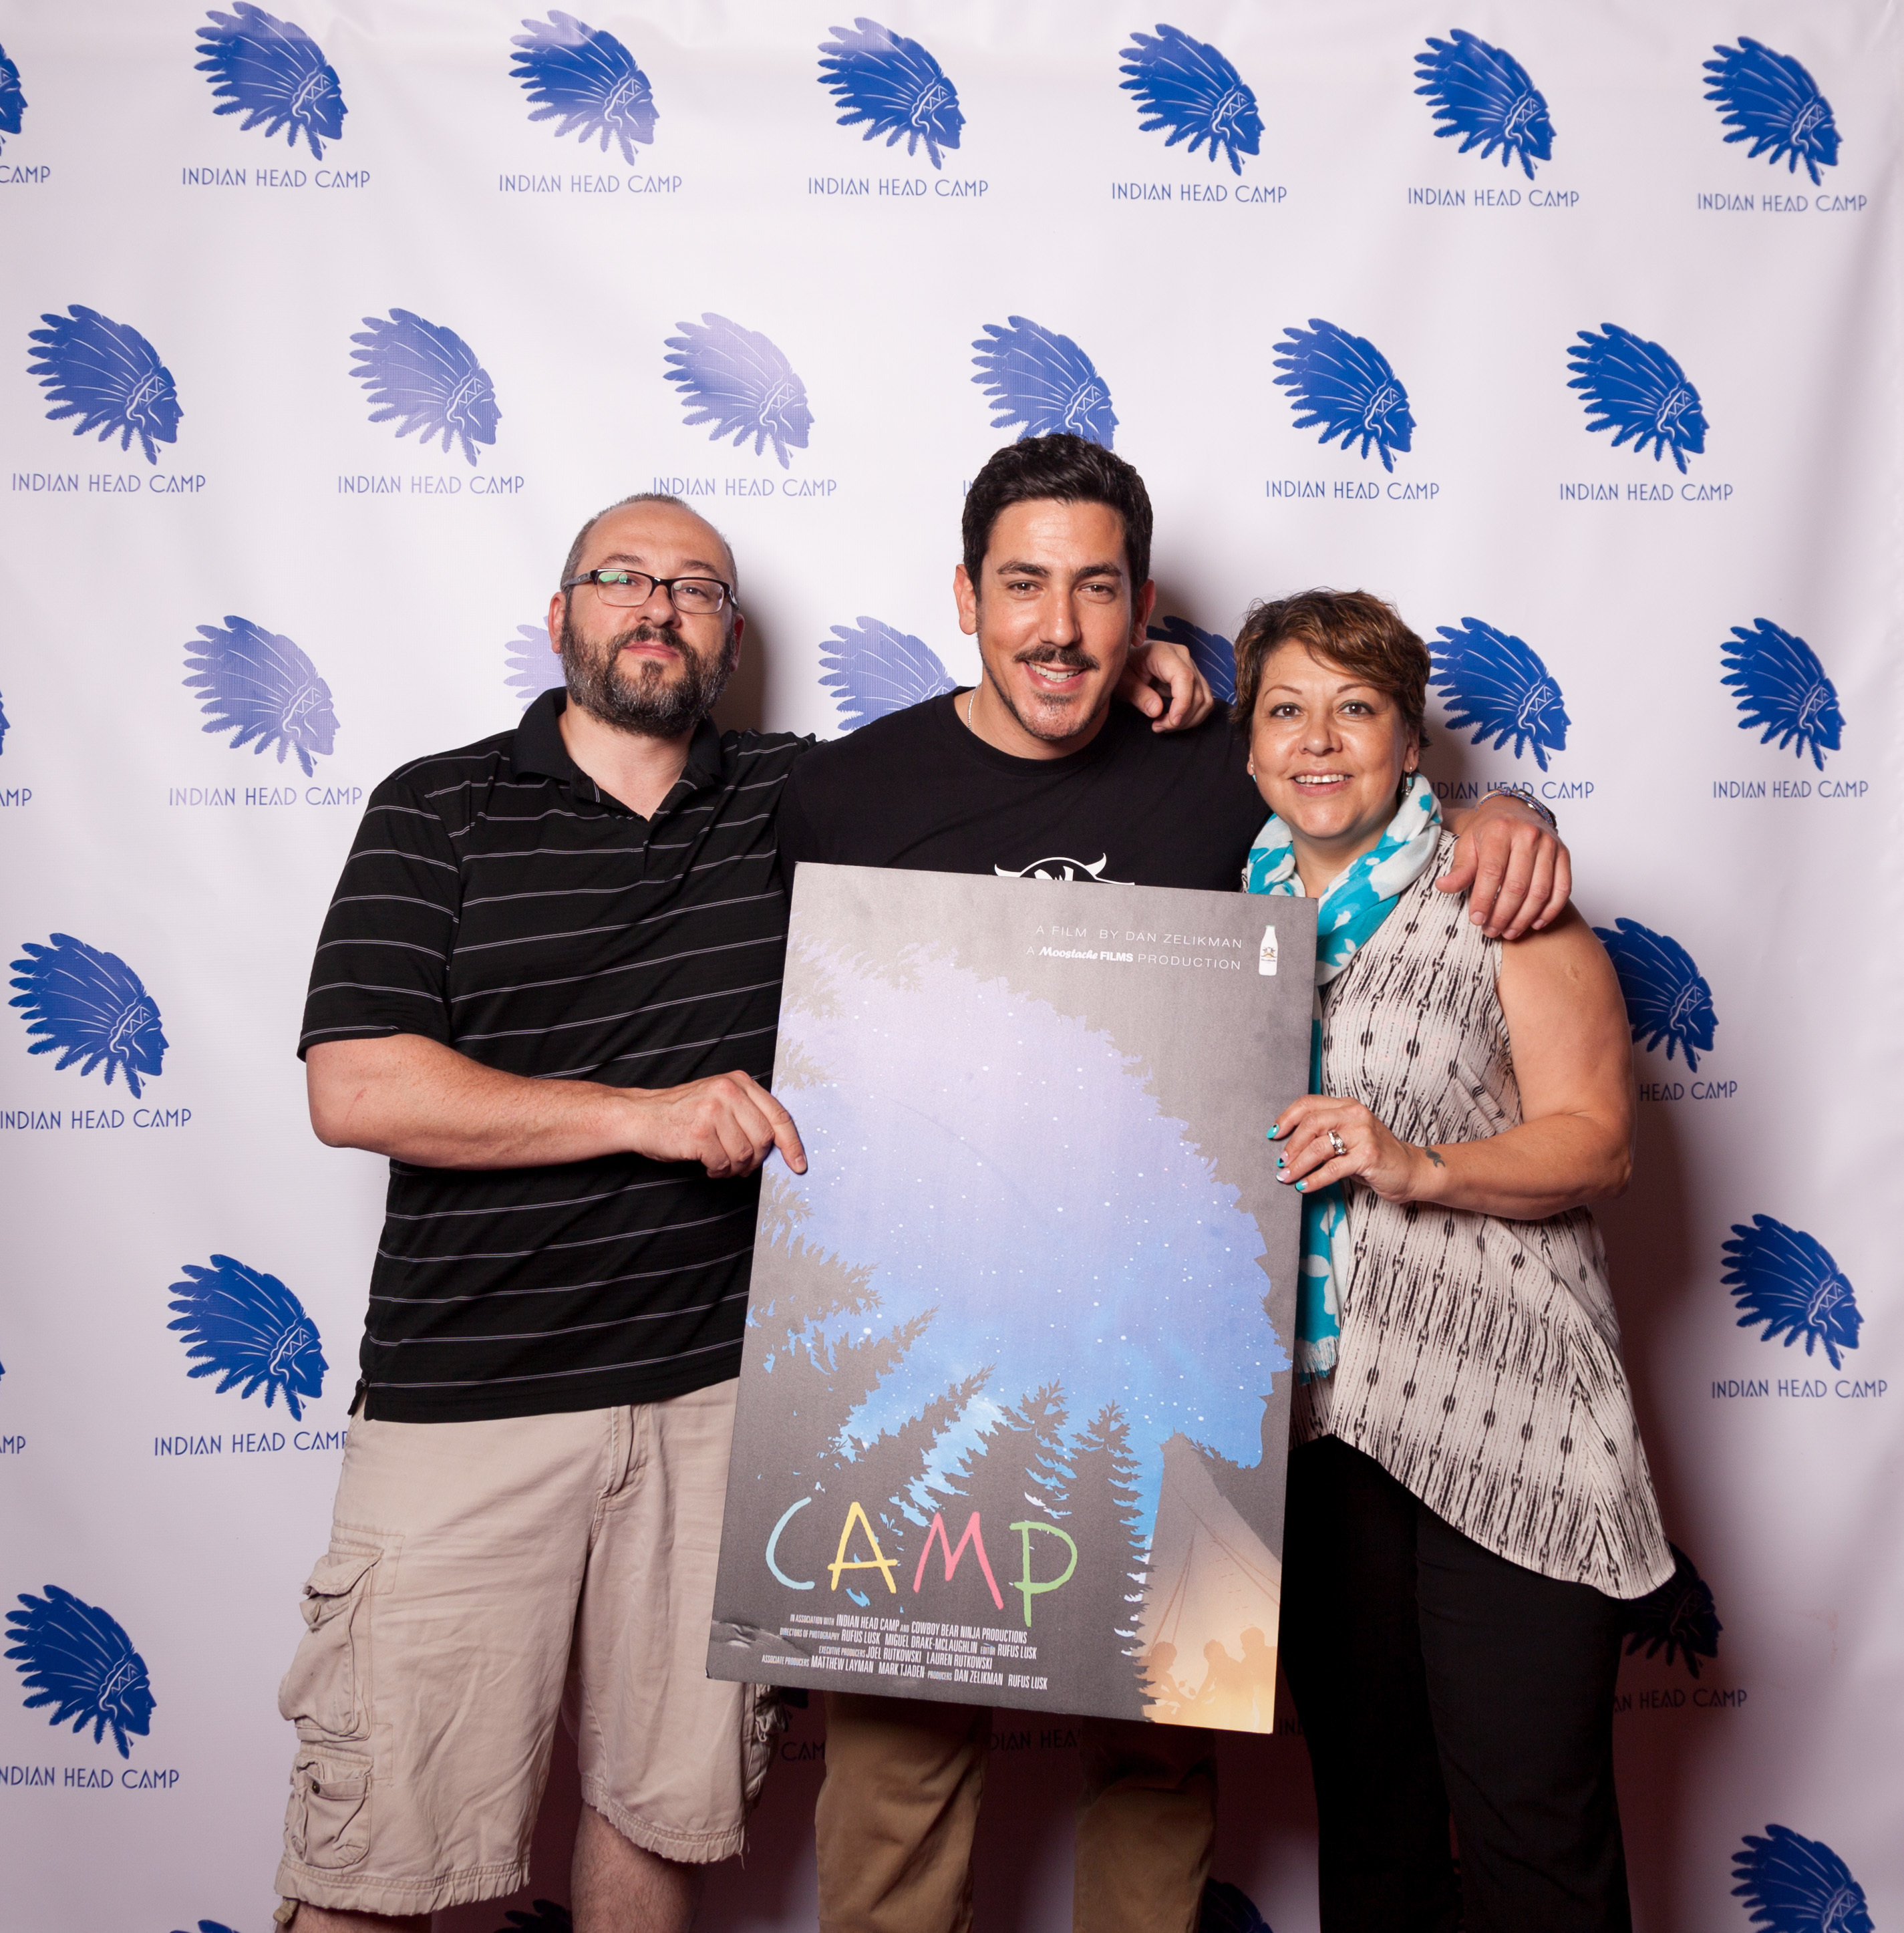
1293,834,1673,1599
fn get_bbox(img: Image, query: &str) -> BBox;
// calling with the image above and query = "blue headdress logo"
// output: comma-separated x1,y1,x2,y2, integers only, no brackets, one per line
1592,917,1716,1070
351,309,500,466
505,621,565,704
1722,1215,1862,1370
818,19,963,171
166,1254,328,1419
500,1904,573,1933
6,1586,155,1759
184,617,338,778
971,317,1117,448
1198,1880,1269,1933
9,933,168,1096
1146,617,1235,706
0,689,11,757
1721,619,1843,771
1273,319,1414,472
173,1923,241,1933
1704,39,1840,187
1622,1543,1721,1678
663,313,812,470
1430,619,1569,770
1118,24,1261,176
1732,1825,1871,1933
818,618,954,731
194,5,347,160
1414,30,1554,179
27,306,182,466
0,41,27,152
510,13,657,161
1567,324,1706,472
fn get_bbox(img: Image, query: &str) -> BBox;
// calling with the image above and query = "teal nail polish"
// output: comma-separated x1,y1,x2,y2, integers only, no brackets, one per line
1295,1180,1307,1192
1275,1156,1285,1167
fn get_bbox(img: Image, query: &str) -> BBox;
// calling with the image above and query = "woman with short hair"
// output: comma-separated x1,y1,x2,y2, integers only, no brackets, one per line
1239,589,1670,1933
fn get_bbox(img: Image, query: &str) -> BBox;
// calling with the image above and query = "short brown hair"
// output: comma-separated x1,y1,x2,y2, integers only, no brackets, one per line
961,434,1152,592
1229,589,1429,741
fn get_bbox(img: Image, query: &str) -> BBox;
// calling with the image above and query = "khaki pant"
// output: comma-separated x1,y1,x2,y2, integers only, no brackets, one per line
816,1693,1217,1933
274,1384,775,1918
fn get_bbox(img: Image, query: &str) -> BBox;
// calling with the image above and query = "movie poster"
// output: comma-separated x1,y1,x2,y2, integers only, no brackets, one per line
708,865,1317,1733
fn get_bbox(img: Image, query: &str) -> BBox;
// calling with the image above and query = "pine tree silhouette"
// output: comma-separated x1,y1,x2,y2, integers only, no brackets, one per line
1064,1401,1150,1718
954,1381,1072,1522
748,1214,995,1551
840,1365,993,1547
748,1229,929,1493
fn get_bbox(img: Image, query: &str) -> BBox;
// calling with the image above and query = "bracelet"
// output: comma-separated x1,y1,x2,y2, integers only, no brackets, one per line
1494,784,1558,831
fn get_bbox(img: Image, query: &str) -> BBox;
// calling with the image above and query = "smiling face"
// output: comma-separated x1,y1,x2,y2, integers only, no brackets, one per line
1249,641,1418,882
954,497,1154,757
547,498,742,739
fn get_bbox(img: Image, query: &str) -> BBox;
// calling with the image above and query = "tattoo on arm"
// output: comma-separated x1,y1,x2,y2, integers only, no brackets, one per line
1423,1146,1446,1169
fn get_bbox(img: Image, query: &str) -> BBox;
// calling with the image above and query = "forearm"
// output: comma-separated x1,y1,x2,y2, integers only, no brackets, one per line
309,1035,640,1169
1397,1114,1630,1219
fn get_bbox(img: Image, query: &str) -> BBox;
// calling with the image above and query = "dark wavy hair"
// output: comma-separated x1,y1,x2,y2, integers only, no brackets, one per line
1230,588,1429,743
961,434,1153,593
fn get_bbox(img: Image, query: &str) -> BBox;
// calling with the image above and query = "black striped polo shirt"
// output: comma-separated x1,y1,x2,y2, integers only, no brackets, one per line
299,690,809,1423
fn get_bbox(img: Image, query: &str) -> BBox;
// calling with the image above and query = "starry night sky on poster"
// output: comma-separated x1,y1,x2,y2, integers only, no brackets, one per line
774,940,1289,1539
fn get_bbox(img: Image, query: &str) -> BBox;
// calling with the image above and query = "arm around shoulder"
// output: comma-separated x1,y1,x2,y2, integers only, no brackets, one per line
1438,790,1571,939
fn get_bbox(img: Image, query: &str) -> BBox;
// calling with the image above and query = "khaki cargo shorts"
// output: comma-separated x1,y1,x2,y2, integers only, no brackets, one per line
273,1381,777,1918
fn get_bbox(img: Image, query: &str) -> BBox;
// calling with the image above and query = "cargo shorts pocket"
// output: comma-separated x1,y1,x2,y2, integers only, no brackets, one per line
744,1685,785,1810
278,1547,379,1742
285,1745,372,1870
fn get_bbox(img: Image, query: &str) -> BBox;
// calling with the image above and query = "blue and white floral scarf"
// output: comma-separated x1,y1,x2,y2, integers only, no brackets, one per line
1244,774,1444,1377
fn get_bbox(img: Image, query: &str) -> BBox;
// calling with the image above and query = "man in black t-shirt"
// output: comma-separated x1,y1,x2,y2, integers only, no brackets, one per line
780,436,1569,1933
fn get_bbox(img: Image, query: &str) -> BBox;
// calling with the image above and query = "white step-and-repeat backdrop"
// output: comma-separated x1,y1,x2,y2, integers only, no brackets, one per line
1,3,1898,1930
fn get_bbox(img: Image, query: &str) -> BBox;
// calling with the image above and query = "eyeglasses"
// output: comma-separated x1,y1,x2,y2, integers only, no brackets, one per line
563,569,734,614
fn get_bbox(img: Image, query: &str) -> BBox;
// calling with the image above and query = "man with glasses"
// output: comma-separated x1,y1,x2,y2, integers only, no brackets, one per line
272,490,1213,1933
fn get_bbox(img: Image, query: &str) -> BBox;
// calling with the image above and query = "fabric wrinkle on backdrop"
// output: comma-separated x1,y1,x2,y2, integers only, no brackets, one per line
0,5,1897,1932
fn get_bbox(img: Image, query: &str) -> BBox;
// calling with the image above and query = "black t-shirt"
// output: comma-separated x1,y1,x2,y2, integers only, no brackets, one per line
776,691,1267,887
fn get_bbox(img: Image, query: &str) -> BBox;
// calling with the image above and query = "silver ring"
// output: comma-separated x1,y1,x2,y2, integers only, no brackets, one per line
1327,1130,1347,1158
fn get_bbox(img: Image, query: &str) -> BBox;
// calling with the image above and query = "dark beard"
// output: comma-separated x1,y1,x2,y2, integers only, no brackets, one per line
560,610,738,738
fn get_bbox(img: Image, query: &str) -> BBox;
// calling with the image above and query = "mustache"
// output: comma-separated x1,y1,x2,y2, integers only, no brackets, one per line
1013,644,1100,672
609,620,685,657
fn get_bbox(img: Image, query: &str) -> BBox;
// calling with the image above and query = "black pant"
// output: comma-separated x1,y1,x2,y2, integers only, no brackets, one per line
1280,1436,1632,1933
